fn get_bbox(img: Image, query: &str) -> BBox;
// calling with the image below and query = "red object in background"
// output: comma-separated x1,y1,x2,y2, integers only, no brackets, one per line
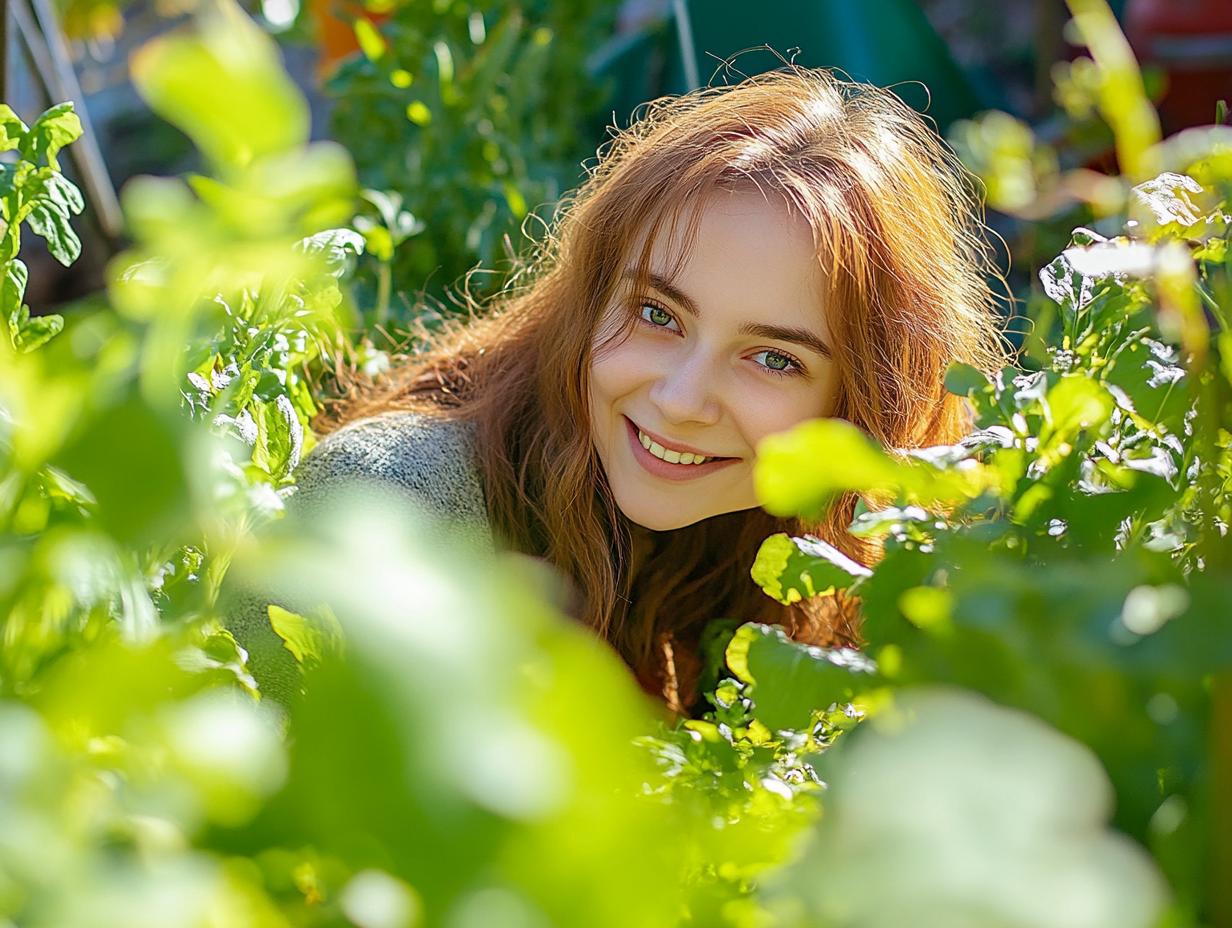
309,0,390,80
1126,0,1232,132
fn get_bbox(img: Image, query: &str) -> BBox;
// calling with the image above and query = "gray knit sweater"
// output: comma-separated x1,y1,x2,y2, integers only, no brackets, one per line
223,411,495,705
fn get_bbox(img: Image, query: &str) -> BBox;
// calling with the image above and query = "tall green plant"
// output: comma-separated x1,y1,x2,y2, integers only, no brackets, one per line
1,103,84,352
326,0,616,327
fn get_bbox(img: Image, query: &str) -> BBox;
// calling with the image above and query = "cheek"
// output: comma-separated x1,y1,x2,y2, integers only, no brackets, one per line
736,380,834,450
589,335,657,404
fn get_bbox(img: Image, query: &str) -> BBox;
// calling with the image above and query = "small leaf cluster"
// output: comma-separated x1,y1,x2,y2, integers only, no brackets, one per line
0,104,85,351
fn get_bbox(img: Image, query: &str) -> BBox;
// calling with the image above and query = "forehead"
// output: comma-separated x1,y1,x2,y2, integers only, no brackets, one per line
632,188,831,339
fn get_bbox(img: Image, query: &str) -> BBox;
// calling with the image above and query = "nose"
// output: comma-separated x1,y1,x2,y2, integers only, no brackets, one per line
648,349,722,427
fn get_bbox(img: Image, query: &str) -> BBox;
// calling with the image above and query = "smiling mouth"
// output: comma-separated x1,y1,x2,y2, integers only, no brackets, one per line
622,416,739,478
635,426,719,465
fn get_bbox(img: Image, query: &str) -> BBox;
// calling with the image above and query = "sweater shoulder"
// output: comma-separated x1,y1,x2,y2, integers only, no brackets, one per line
219,410,493,709
292,410,492,548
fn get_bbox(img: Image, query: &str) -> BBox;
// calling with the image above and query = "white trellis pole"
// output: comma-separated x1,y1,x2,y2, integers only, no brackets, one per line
672,0,699,90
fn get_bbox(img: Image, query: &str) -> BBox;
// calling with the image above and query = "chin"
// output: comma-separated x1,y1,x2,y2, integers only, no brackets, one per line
626,512,696,532
614,495,741,532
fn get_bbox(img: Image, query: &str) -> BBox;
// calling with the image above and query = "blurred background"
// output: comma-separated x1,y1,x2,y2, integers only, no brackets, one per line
9,0,1232,338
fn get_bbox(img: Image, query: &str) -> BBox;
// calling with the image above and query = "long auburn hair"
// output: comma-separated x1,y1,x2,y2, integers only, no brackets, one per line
320,66,1013,712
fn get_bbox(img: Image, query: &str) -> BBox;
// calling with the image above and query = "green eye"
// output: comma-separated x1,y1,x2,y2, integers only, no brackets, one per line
642,304,673,327
764,351,790,371
752,349,800,376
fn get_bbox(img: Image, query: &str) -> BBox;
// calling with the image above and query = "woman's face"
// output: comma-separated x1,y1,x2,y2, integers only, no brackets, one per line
588,189,838,531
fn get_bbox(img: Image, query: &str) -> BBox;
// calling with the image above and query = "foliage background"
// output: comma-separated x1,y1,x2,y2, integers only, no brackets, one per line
2,0,1231,925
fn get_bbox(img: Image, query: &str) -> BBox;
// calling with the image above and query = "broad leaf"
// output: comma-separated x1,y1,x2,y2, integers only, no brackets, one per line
26,200,81,266
1038,375,1115,455
726,623,878,732
18,102,82,168
1040,250,1096,321
130,2,308,169
43,171,85,216
1130,171,1205,234
268,604,343,668
1104,336,1188,428
0,104,28,152
751,533,871,605
944,361,989,398
13,313,64,352
2,259,28,321
849,504,941,539
754,417,989,519
295,228,365,278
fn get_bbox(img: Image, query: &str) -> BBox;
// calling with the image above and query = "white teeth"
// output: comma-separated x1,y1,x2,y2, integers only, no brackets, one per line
637,428,713,465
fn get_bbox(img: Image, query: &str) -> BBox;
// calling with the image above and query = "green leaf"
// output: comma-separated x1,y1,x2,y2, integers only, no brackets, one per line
268,604,343,668
43,172,85,216
944,361,990,398
849,505,937,538
0,104,29,152
754,418,988,519
353,18,386,61
13,313,64,352
129,2,309,168
898,585,954,633
2,259,28,322
755,419,900,518
26,201,81,266
294,228,365,278
360,224,394,262
751,533,871,605
0,161,23,200
1130,171,1205,233
17,103,82,169
1104,336,1187,428
252,395,303,480
1039,237,1102,331
1038,375,1115,453
54,396,192,545
6,296,30,339
725,623,878,732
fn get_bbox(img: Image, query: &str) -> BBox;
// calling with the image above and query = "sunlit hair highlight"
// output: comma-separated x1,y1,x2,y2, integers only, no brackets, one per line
320,66,1014,711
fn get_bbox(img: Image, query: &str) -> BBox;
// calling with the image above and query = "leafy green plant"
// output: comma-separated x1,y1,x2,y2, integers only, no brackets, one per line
744,3,1232,921
1,103,85,352
325,0,616,326
0,6,843,927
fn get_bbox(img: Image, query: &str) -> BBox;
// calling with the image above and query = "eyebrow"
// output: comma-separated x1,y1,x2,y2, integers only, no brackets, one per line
624,269,833,360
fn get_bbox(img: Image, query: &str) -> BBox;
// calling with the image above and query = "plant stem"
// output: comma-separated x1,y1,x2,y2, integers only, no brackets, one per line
375,260,392,326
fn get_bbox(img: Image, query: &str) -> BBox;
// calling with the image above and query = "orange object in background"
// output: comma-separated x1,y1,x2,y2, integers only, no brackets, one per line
308,0,390,80
1126,0,1232,132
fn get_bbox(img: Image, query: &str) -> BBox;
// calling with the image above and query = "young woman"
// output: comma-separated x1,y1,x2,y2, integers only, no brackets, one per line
233,66,1011,714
